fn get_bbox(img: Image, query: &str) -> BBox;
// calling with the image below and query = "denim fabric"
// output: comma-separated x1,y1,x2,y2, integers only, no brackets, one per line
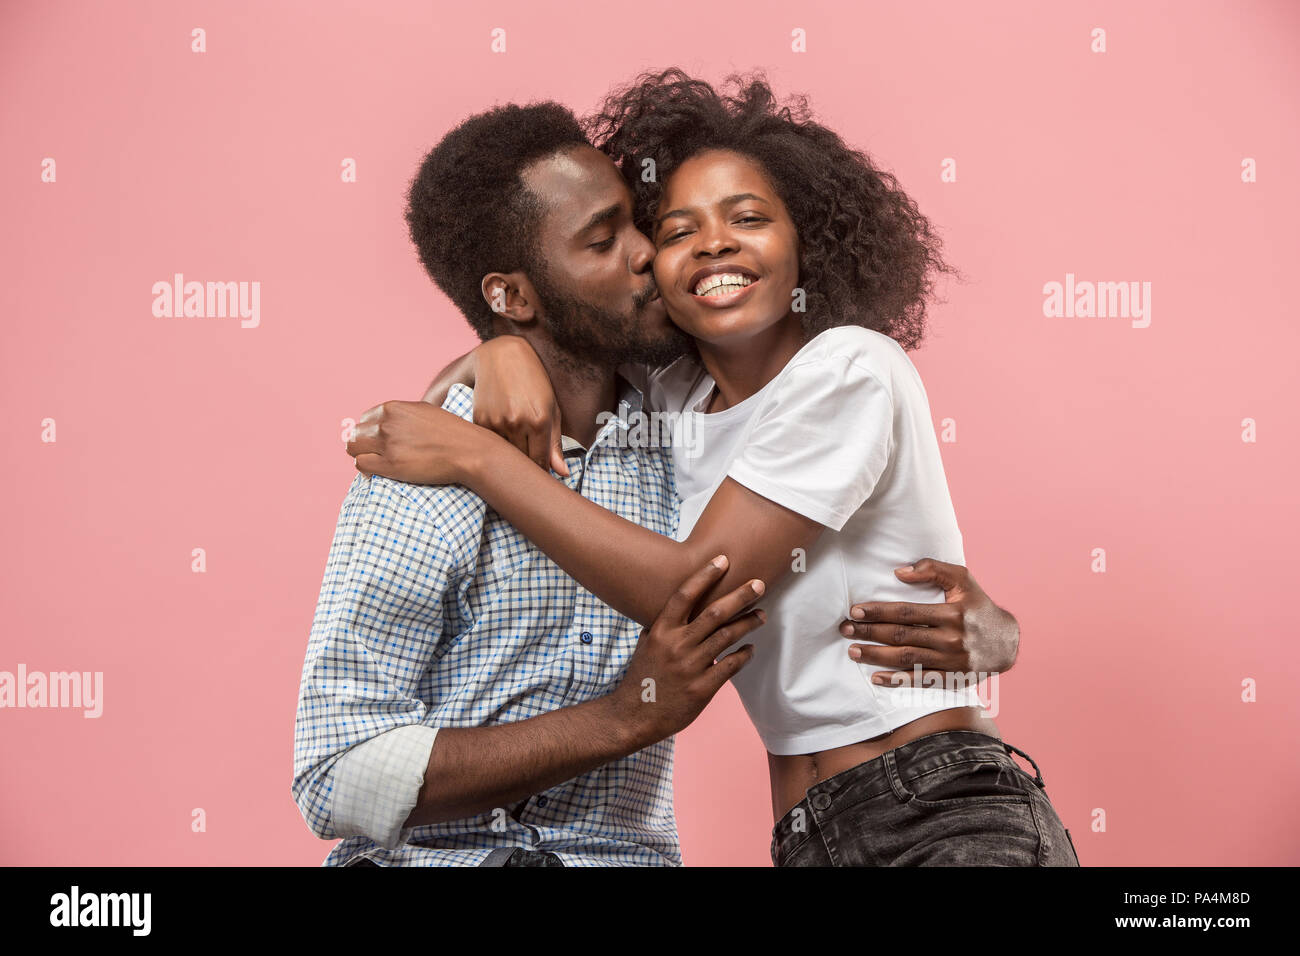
771,730,1081,867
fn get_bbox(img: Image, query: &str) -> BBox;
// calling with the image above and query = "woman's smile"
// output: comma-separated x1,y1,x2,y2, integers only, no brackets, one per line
688,263,762,308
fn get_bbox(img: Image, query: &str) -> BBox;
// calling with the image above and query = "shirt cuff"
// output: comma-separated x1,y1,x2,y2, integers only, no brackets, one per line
328,724,439,850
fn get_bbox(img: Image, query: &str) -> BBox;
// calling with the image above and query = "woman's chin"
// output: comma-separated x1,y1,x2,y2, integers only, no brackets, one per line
672,305,784,349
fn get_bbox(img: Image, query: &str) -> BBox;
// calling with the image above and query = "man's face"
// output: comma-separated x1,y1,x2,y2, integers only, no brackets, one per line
521,146,691,369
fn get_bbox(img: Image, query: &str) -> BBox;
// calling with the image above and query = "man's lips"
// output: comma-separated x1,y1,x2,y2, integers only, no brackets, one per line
633,281,660,309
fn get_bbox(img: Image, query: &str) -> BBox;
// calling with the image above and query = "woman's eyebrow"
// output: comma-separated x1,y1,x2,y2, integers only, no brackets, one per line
655,193,770,229
655,206,692,228
719,192,768,207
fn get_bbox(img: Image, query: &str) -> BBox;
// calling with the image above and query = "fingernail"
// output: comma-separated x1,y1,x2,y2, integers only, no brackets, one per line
756,609,767,623
712,555,727,568
751,579,765,595
850,606,865,620
872,675,886,684
895,565,914,573
848,646,861,660
839,623,854,636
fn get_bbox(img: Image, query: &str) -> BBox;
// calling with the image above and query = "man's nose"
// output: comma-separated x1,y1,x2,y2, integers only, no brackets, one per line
629,230,656,274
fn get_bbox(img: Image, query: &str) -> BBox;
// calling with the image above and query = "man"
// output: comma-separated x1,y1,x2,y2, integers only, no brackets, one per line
292,102,1019,866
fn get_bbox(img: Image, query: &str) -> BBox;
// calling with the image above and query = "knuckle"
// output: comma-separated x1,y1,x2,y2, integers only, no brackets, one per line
712,622,738,643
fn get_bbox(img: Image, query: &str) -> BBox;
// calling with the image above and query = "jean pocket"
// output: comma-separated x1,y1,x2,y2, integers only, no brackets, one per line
1063,827,1082,865
896,757,1036,810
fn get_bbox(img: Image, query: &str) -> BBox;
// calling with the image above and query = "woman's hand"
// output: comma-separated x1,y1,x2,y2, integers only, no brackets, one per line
347,400,503,486
448,336,567,477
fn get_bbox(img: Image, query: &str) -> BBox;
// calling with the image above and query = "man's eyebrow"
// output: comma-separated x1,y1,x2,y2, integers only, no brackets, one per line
582,204,621,231
655,193,770,228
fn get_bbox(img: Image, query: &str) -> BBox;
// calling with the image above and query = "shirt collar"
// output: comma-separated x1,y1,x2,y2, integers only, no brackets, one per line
559,372,645,455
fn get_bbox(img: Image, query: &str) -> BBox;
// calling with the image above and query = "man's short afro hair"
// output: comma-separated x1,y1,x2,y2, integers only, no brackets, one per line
405,102,591,339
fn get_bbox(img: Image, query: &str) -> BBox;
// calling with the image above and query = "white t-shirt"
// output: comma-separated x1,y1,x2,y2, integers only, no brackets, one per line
623,325,984,755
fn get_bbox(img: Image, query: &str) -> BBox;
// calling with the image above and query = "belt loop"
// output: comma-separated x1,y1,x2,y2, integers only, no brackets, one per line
479,847,519,867
1003,741,1046,788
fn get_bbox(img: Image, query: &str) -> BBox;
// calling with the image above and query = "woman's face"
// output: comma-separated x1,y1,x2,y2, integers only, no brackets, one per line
651,149,801,348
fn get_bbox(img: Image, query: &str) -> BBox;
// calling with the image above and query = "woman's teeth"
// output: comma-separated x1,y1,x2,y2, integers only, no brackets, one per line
694,274,755,297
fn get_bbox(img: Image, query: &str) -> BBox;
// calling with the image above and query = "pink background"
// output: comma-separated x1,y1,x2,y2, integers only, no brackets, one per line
2,0,1298,866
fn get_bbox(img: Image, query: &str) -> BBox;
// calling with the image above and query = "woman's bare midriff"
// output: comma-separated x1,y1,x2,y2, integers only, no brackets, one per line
768,707,1000,821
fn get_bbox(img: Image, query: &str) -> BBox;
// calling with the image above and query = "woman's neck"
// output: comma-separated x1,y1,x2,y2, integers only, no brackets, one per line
695,314,807,413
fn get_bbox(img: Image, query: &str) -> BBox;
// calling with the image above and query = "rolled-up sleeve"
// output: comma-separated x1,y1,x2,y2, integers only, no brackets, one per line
329,724,440,848
291,472,461,846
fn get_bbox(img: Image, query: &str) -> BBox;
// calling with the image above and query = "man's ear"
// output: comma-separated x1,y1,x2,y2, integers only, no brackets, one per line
481,271,540,326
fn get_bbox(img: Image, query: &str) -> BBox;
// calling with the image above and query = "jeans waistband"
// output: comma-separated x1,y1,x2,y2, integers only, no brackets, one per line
771,729,1042,848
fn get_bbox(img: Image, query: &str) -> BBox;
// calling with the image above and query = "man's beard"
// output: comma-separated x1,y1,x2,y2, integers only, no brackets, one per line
528,262,693,375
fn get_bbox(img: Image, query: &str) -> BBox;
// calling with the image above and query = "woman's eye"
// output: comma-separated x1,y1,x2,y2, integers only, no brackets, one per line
660,229,689,245
736,215,767,225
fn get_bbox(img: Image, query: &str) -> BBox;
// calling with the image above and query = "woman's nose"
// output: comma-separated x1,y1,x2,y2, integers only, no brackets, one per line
695,224,737,257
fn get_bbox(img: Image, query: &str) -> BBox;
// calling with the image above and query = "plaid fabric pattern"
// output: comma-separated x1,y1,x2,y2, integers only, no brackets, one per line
292,382,681,866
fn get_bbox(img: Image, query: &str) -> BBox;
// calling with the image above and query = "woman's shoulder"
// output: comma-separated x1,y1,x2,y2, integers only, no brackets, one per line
792,324,909,371
768,326,918,401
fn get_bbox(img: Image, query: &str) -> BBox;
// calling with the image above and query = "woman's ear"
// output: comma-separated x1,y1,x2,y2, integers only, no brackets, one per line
481,272,539,326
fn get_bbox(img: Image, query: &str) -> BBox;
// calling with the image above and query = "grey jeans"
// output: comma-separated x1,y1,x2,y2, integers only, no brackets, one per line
771,729,1081,866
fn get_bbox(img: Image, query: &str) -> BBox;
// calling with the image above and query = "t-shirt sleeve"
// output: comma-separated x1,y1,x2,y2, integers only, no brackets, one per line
726,354,894,531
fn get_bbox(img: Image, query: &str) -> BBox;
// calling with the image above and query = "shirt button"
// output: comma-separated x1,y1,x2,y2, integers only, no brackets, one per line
536,796,548,807
579,631,593,644
811,792,832,811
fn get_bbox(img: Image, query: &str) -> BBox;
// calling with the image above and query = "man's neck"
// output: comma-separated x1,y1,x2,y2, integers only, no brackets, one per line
528,340,618,450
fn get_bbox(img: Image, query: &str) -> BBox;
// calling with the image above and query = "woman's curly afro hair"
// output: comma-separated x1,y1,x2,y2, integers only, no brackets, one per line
585,68,963,351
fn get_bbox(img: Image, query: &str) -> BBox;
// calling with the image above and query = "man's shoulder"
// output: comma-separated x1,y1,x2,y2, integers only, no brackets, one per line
360,473,486,523
345,382,483,515
442,382,476,422
340,465,489,566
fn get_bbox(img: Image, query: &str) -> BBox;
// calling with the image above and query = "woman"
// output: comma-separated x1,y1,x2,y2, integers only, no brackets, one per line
353,69,1078,866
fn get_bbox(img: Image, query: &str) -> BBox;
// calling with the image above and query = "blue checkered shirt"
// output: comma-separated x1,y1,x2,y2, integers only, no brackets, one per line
292,381,681,866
